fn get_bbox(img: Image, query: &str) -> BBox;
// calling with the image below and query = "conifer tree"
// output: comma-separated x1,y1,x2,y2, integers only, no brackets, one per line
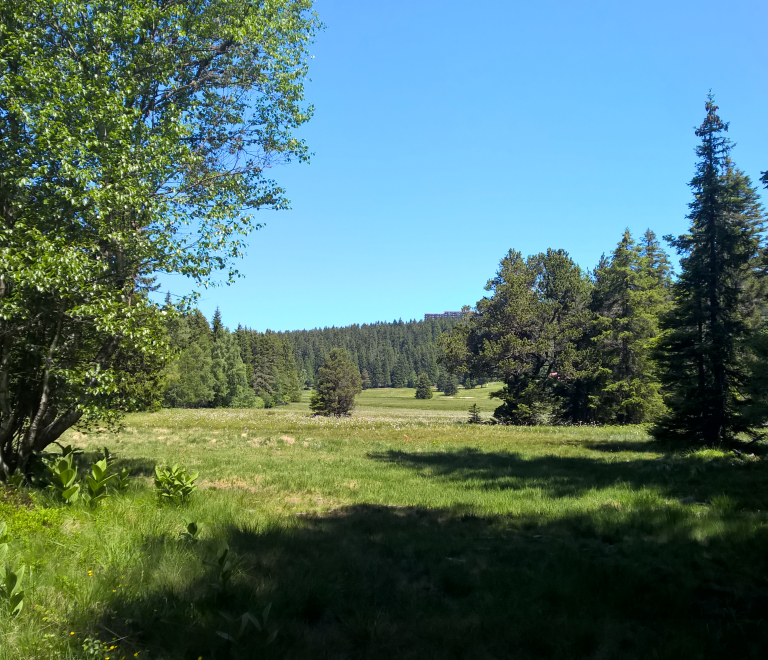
407,371,418,388
468,403,482,424
443,375,459,396
211,307,224,342
441,249,592,424
391,357,408,388
309,349,363,416
653,96,768,444
360,369,372,390
415,373,433,399
589,229,671,423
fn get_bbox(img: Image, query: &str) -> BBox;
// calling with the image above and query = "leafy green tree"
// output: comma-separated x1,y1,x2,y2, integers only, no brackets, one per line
442,249,592,424
309,349,363,416
653,96,768,445
415,373,433,399
0,0,319,474
588,229,672,423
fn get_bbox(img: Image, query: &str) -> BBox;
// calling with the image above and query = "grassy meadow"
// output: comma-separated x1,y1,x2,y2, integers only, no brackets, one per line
2,386,768,659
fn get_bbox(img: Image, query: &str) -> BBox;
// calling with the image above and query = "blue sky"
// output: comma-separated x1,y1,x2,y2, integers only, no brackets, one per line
174,0,768,332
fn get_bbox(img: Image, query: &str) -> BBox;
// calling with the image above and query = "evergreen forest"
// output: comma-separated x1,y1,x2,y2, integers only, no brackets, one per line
161,309,459,408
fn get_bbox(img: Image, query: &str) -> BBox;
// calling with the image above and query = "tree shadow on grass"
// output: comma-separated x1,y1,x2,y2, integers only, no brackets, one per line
62,449,158,479
76,500,768,660
369,448,768,509
582,440,666,454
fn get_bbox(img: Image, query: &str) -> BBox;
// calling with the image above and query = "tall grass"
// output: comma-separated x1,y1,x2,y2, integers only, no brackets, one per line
1,395,767,658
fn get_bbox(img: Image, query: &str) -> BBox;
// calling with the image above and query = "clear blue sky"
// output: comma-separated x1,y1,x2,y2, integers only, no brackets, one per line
173,0,768,332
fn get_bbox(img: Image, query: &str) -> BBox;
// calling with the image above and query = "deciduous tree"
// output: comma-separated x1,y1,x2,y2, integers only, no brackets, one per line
0,0,319,473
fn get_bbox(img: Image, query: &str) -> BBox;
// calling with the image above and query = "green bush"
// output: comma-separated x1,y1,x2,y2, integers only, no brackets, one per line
154,465,199,505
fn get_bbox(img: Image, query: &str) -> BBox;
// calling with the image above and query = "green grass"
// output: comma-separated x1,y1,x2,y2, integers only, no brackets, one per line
2,389,768,659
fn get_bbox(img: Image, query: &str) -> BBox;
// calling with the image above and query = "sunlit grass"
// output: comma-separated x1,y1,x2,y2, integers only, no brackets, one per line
1,392,767,658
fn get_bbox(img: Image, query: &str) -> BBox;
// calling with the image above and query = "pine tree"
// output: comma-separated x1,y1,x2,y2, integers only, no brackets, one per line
407,371,418,388
441,249,592,424
443,375,459,396
653,96,768,444
468,403,482,424
589,229,671,423
211,307,224,341
391,357,408,388
210,331,256,408
310,349,363,416
360,369,372,389
415,373,433,399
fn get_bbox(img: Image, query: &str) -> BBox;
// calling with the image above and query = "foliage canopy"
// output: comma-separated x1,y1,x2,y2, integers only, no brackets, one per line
0,0,319,473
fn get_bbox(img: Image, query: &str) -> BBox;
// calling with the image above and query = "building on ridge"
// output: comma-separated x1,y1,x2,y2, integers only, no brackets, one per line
424,311,462,320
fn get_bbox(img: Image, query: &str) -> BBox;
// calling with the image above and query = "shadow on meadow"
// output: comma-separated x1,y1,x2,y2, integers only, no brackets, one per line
581,440,666,454
81,498,768,660
369,448,768,508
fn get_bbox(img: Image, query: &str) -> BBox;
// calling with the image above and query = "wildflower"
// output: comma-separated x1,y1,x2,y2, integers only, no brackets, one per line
70,632,75,636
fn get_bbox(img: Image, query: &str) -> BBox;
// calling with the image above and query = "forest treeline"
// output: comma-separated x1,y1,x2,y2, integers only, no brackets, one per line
161,309,461,408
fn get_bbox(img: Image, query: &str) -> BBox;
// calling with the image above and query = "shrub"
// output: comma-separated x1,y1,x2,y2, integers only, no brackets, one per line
154,465,199,505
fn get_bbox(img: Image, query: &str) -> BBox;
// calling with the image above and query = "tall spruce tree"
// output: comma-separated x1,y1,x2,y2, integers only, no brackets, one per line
589,229,672,423
653,96,767,444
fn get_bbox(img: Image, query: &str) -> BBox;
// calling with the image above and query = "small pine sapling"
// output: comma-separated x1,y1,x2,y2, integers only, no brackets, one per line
468,404,482,424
